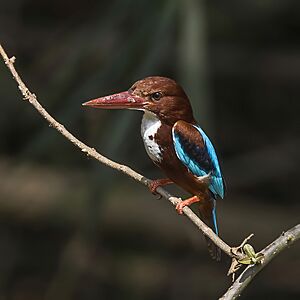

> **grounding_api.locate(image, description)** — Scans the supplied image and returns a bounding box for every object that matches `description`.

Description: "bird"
[83,76,225,260]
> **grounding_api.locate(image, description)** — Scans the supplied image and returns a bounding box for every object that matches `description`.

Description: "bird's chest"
[141,113,163,163]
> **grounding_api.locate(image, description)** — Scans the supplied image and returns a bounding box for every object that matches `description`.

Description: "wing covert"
[172,120,225,199]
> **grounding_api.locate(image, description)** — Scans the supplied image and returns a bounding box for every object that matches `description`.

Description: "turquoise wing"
[172,121,225,199]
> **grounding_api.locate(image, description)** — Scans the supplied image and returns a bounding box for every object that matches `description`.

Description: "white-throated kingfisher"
[83,76,225,260]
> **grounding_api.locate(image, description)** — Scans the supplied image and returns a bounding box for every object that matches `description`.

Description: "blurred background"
[0,0,299,299]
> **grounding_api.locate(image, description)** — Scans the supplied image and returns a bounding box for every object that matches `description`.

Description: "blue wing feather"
[172,123,225,199]
[196,126,224,198]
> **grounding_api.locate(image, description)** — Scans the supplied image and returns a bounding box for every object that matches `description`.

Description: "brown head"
[83,76,195,125]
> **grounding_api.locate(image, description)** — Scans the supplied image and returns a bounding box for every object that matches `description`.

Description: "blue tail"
[199,199,221,261]
[212,203,219,236]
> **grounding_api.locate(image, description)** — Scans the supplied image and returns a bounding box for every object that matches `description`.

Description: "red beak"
[82,91,148,110]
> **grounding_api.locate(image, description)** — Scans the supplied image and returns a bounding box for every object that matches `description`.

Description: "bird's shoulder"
[172,120,205,149]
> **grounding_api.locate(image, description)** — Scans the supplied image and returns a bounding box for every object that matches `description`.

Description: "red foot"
[176,196,200,214]
[148,178,173,194]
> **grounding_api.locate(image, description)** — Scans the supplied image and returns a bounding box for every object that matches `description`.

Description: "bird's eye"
[151,92,162,101]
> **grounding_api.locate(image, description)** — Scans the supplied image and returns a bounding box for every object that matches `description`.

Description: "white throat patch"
[141,112,162,162]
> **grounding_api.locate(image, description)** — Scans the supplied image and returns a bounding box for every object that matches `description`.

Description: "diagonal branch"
[2,44,299,300]
[220,224,300,299]
[0,43,236,260]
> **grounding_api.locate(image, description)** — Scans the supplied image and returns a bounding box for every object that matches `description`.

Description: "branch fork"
[227,234,265,281]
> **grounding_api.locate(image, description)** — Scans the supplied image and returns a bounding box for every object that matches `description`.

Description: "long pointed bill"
[82,91,148,110]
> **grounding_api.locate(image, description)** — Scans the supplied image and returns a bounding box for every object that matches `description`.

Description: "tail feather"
[199,199,221,261]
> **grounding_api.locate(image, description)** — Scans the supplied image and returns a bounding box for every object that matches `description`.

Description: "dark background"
[0,1,299,299]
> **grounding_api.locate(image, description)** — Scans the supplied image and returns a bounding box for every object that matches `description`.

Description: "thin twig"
[220,224,300,300]
[0,43,236,260]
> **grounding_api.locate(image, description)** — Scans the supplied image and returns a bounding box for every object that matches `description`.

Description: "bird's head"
[83,76,195,125]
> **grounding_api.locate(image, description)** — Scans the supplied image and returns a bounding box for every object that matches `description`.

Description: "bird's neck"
[141,111,164,163]
[141,111,161,131]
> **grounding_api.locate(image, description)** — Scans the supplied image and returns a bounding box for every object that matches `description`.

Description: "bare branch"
[3,44,299,300]
[0,43,237,260]
[220,224,300,300]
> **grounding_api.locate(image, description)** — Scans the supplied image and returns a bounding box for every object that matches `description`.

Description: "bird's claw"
[175,196,199,215]
[148,181,160,195]
[155,194,162,200]
[148,181,162,199]
[148,179,173,197]
[175,202,185,214]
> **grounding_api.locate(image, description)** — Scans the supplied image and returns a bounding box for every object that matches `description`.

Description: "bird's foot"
[176,196,200,214]
[148,178,173,196]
